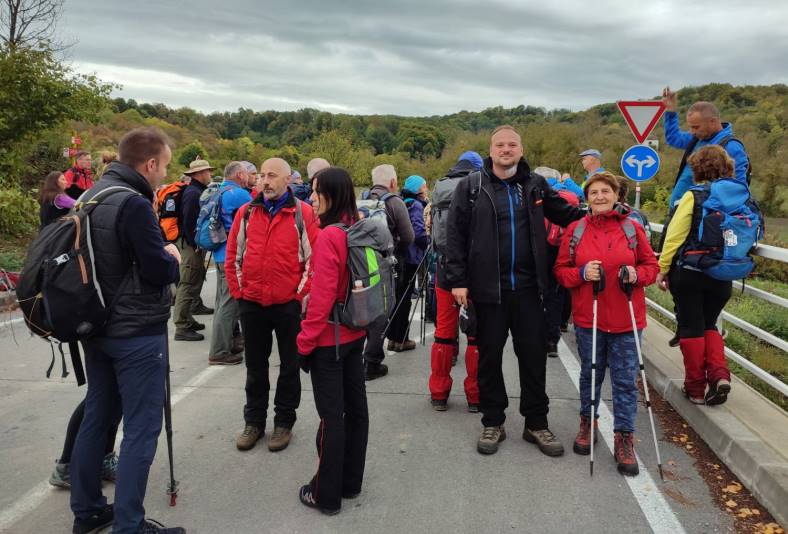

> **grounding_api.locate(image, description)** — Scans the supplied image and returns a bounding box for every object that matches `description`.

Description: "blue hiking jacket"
[214,181,253,264]
[547,177,585,201]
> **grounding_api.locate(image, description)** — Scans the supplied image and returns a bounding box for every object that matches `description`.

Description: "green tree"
[177,141,206,167]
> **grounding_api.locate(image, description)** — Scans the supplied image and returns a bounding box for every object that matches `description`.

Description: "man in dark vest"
[69,127,185,534]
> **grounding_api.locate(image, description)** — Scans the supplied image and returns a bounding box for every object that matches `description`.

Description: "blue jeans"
[70,334,168,534]
[574,327,640,433]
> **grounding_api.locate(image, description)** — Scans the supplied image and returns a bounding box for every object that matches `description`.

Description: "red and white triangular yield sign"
[617,101,666,144]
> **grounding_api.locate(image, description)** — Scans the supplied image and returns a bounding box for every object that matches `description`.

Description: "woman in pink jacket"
[296,167,368,515]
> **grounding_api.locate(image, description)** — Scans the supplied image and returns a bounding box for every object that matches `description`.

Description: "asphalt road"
[0,273,734,533]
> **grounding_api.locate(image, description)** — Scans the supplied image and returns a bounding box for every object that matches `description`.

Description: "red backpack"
[545,189,580,246]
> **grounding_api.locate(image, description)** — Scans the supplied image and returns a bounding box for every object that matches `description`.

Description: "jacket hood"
[703,177,750,212]
[347,217,394,254]
[707,122,734,142]
[101,162,154,201]
[445,159,480,179]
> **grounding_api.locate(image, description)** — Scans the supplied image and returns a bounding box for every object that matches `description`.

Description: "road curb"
[642,318,788,528]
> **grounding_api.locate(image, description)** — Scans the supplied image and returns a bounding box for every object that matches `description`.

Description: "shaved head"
[260,158,292,200]
[307,157,331,179]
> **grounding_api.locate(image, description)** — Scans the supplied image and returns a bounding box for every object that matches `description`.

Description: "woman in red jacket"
[554,172,658,477]
[296,167,368,515]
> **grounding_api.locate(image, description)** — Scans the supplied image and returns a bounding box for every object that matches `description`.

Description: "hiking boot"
[386,340,396,352]
[101,451,118,482]
[268,427,293,451]
[705,379,731,406]
[299,484,340,515]
[431,398,448,411]
[139,518,186,533]
[668,332,680,348]
[192,303,214,315]
[185,321,205,331]
[523,427,565,457]
[236,424,264,451]
[209,352,243,366]
[365,362,388,381]
[72,504,113,534]
[174,329,204,341]
[572,416,598,455]
[231,335,245,355]
[467,403,480,413]
[477,425,506,455]
[681,384,705,405]
[49,460,70,488]
[546,342,559,358]
[614,431,639,476]
[391,339,417,352]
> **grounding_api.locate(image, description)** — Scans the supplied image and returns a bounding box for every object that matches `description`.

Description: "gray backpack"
[333,217,396,331]
[430,175,465,254]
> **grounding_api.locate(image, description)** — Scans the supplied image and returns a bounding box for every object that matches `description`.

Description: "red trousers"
[680,329,730,398]
[429,286,479,404]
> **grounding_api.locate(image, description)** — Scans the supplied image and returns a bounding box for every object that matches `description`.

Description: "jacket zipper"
[506,183,516,291]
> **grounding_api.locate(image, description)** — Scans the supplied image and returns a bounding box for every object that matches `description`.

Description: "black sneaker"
[299,484,340,515]
[185,321,205,331]
[72,504,113,534]
[365,363,388,381]
[140,518,186,533]
[705,379,731,406]
[431,398,448,411]
[174,329,204,341]
[191,303,214,315]
[546,342,559,358]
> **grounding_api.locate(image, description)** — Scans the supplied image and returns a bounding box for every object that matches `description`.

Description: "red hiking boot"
[572,416,598,455]
[614,431,639,476]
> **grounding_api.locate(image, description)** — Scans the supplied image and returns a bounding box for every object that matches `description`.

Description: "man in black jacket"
[445,125,583,457]
[69,127,185,534]
[172,158,214,342]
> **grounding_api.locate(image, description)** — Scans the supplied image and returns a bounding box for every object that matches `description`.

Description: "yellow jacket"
[659,191,695,274]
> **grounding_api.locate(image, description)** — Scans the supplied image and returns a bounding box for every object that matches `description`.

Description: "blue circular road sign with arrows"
[620,144,660,182]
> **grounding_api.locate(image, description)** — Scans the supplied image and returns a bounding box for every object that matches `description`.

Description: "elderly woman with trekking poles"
[656,145,762,406]
[296,167,370,515]
[554,171,659,477]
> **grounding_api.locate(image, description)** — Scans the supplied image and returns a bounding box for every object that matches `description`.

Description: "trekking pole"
[405,266,430,345]
[163,345,179,506]
[618,266,665,482]
[380,244,432,340]
[590,265,605,477]
[419,266,427,345]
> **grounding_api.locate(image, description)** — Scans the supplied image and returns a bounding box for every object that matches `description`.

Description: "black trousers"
[239,299,302,430]
[544,245,565,345]
[475,288,549,429]
[669,268,731,338]
[309,338,368,511]
[60,399,119,463]
[388,262,419,343]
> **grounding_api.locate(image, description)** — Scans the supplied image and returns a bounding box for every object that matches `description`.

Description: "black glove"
[298,354,311,374]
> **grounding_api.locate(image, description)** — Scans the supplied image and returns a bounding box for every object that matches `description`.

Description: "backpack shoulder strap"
[620,218,638,251]
[675,137,701,187]
[568,218,587,264]
[468,171,483,207]
[79,186,139,212]
[294,198,304,236]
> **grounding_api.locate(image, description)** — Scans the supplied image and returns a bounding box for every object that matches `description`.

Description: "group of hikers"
[28,87,762,533]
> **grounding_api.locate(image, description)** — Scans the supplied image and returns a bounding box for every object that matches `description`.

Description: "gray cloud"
[60,0,788,115]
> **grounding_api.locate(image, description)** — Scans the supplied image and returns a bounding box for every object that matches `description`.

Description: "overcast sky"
[60,0,788,117]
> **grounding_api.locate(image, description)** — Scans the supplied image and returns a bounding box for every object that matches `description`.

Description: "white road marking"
[0,364,225,532]
[557,339,687,534]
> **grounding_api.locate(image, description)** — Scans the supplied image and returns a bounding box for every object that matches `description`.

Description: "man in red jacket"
[225,157,320,453]
[63,151,94,199]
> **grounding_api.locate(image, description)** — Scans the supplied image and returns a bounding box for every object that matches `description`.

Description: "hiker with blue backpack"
[657,145,763,406]
[197,161,253,365]
[297,167,382,515]
[554,171,659,477]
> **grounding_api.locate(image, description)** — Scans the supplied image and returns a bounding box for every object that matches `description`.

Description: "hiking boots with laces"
[236,424,264,451]
[191,303,214,315]
[523,427,565,457]
[614,431,639,476]
[391,339,417,352]
[268,427,293,451]
[185,321,205,331]
[139,518,186,533]
[50,460,70,488]
[431,398,448,411]
[705,378,731,406]
[174,328,204,341]
[72,504,113,534]
[477,425,506,455]
[572,416,598,455]
[101,451,118,481]
[231,335,245,355]
[299,484,340,515]
[546,342,559,358]
[209,352,243,366]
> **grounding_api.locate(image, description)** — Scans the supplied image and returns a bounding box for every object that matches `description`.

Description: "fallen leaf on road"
[722,482,742,494]
[724,500,736,508]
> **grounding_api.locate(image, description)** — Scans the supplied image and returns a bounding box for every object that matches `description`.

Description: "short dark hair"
[75,151,90,160]
[313,167,357,228]
[118,127,170,168]
[688,145,733,183]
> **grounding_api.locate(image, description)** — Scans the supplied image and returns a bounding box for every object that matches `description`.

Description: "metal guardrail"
[647,223,787,398]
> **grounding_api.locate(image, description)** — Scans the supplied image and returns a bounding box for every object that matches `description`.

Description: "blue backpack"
[678,178,764,281]
[195,184,230,251]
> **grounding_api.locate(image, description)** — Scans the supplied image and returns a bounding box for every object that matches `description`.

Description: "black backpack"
[16,186,139,384]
